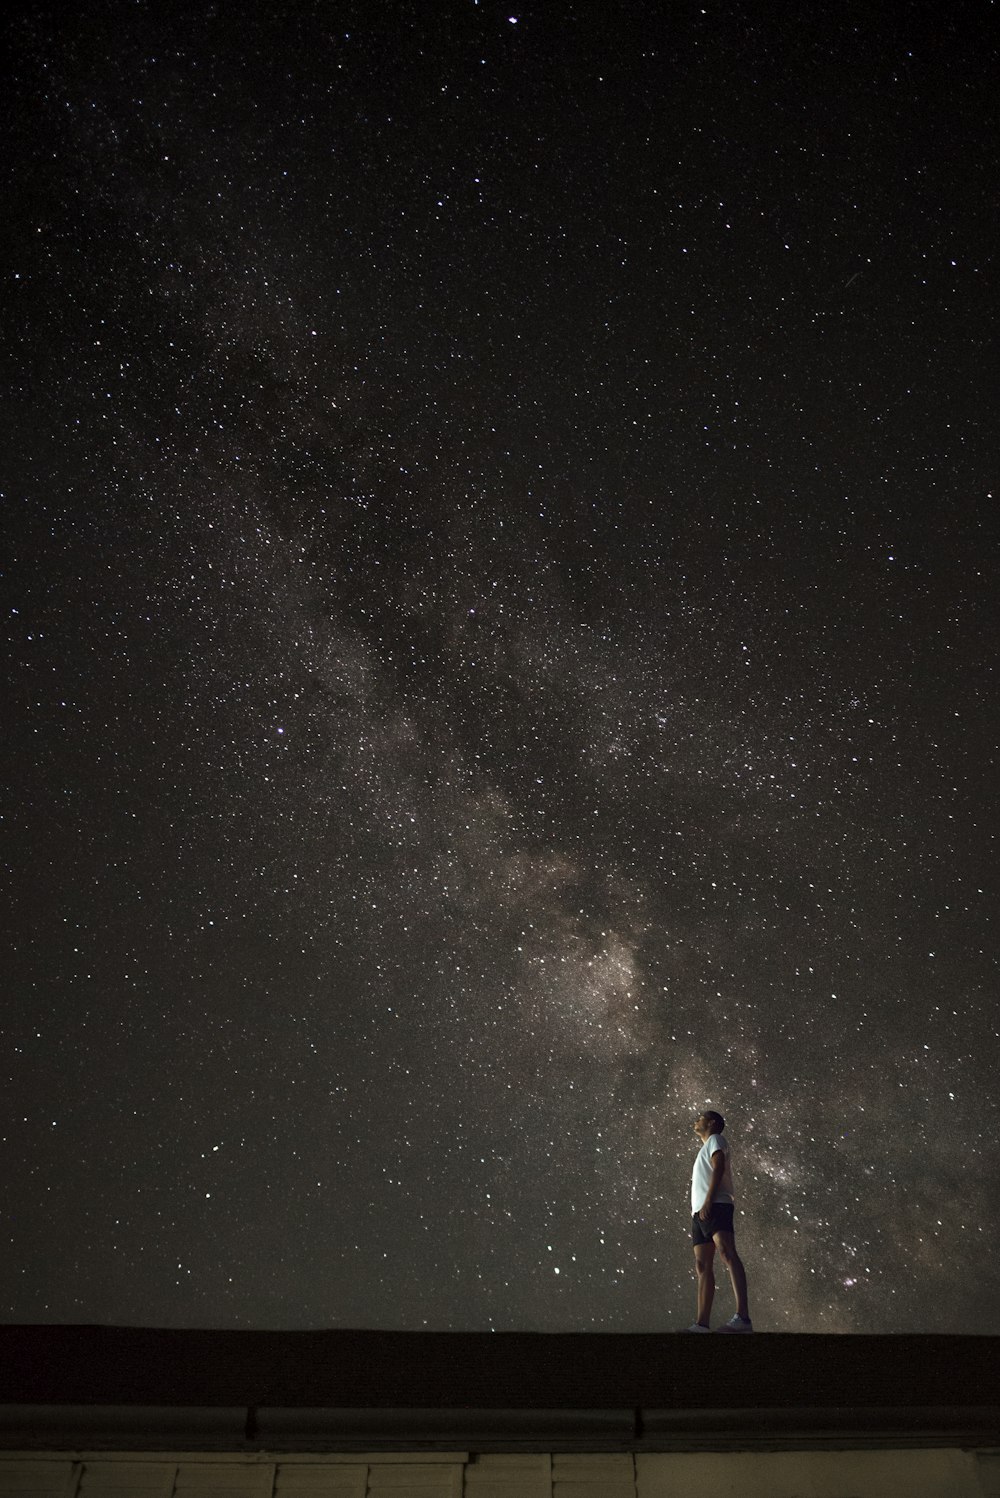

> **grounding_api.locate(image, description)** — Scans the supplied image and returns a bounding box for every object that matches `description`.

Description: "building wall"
[0,1448,998,1498]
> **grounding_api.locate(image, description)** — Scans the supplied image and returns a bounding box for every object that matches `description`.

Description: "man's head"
[694,1110,725,1140]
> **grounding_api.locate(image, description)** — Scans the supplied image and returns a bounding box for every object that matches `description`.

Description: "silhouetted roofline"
[1,1326,997,1452]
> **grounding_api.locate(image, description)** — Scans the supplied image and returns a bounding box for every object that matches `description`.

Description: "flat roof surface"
[1,1325,998,1407]
[1,1327,997,1451]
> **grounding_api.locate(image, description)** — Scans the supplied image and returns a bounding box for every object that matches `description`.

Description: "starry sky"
[4,0,999,1335]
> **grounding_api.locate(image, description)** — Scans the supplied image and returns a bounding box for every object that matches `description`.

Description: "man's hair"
[704,1110,725,1135]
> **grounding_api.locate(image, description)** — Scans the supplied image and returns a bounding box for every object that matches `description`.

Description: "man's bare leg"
[713,1230,749,1320]
[693,1242,715,1326]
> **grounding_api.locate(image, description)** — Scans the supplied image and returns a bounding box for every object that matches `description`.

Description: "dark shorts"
[692,1202,735,1245]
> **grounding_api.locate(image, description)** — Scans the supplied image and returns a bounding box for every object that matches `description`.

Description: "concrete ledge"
[0,1404,248,1447]
[641,1404,1000,1449]
[0,1402,998,1453]
[255,1407,636,1443]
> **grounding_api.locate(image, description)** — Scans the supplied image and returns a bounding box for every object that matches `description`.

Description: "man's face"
[694,1113,710,1138]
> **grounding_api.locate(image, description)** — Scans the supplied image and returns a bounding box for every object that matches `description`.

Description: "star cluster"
[4,0,998,1332]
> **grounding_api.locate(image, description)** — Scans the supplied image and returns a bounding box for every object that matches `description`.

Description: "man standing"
[684,1110,753,1332]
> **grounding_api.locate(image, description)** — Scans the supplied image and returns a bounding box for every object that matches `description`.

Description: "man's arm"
[698,1150,727,1219]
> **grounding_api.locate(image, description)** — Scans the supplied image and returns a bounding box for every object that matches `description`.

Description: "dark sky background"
[4,0,998,1334]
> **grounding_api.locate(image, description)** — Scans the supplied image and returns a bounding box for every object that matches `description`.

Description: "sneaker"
[680,1322,711,1333]
[715,1314,753,1333]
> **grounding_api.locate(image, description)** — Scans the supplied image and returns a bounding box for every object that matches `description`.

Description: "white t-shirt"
[691,1132,734,1214]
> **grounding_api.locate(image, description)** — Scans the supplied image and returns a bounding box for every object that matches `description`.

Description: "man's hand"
[698,1203,712,1221]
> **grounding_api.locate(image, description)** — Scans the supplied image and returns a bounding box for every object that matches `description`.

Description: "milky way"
[5,0,998,1332]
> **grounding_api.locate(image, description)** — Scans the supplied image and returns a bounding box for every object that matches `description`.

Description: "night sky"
[5,0,999,1335]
